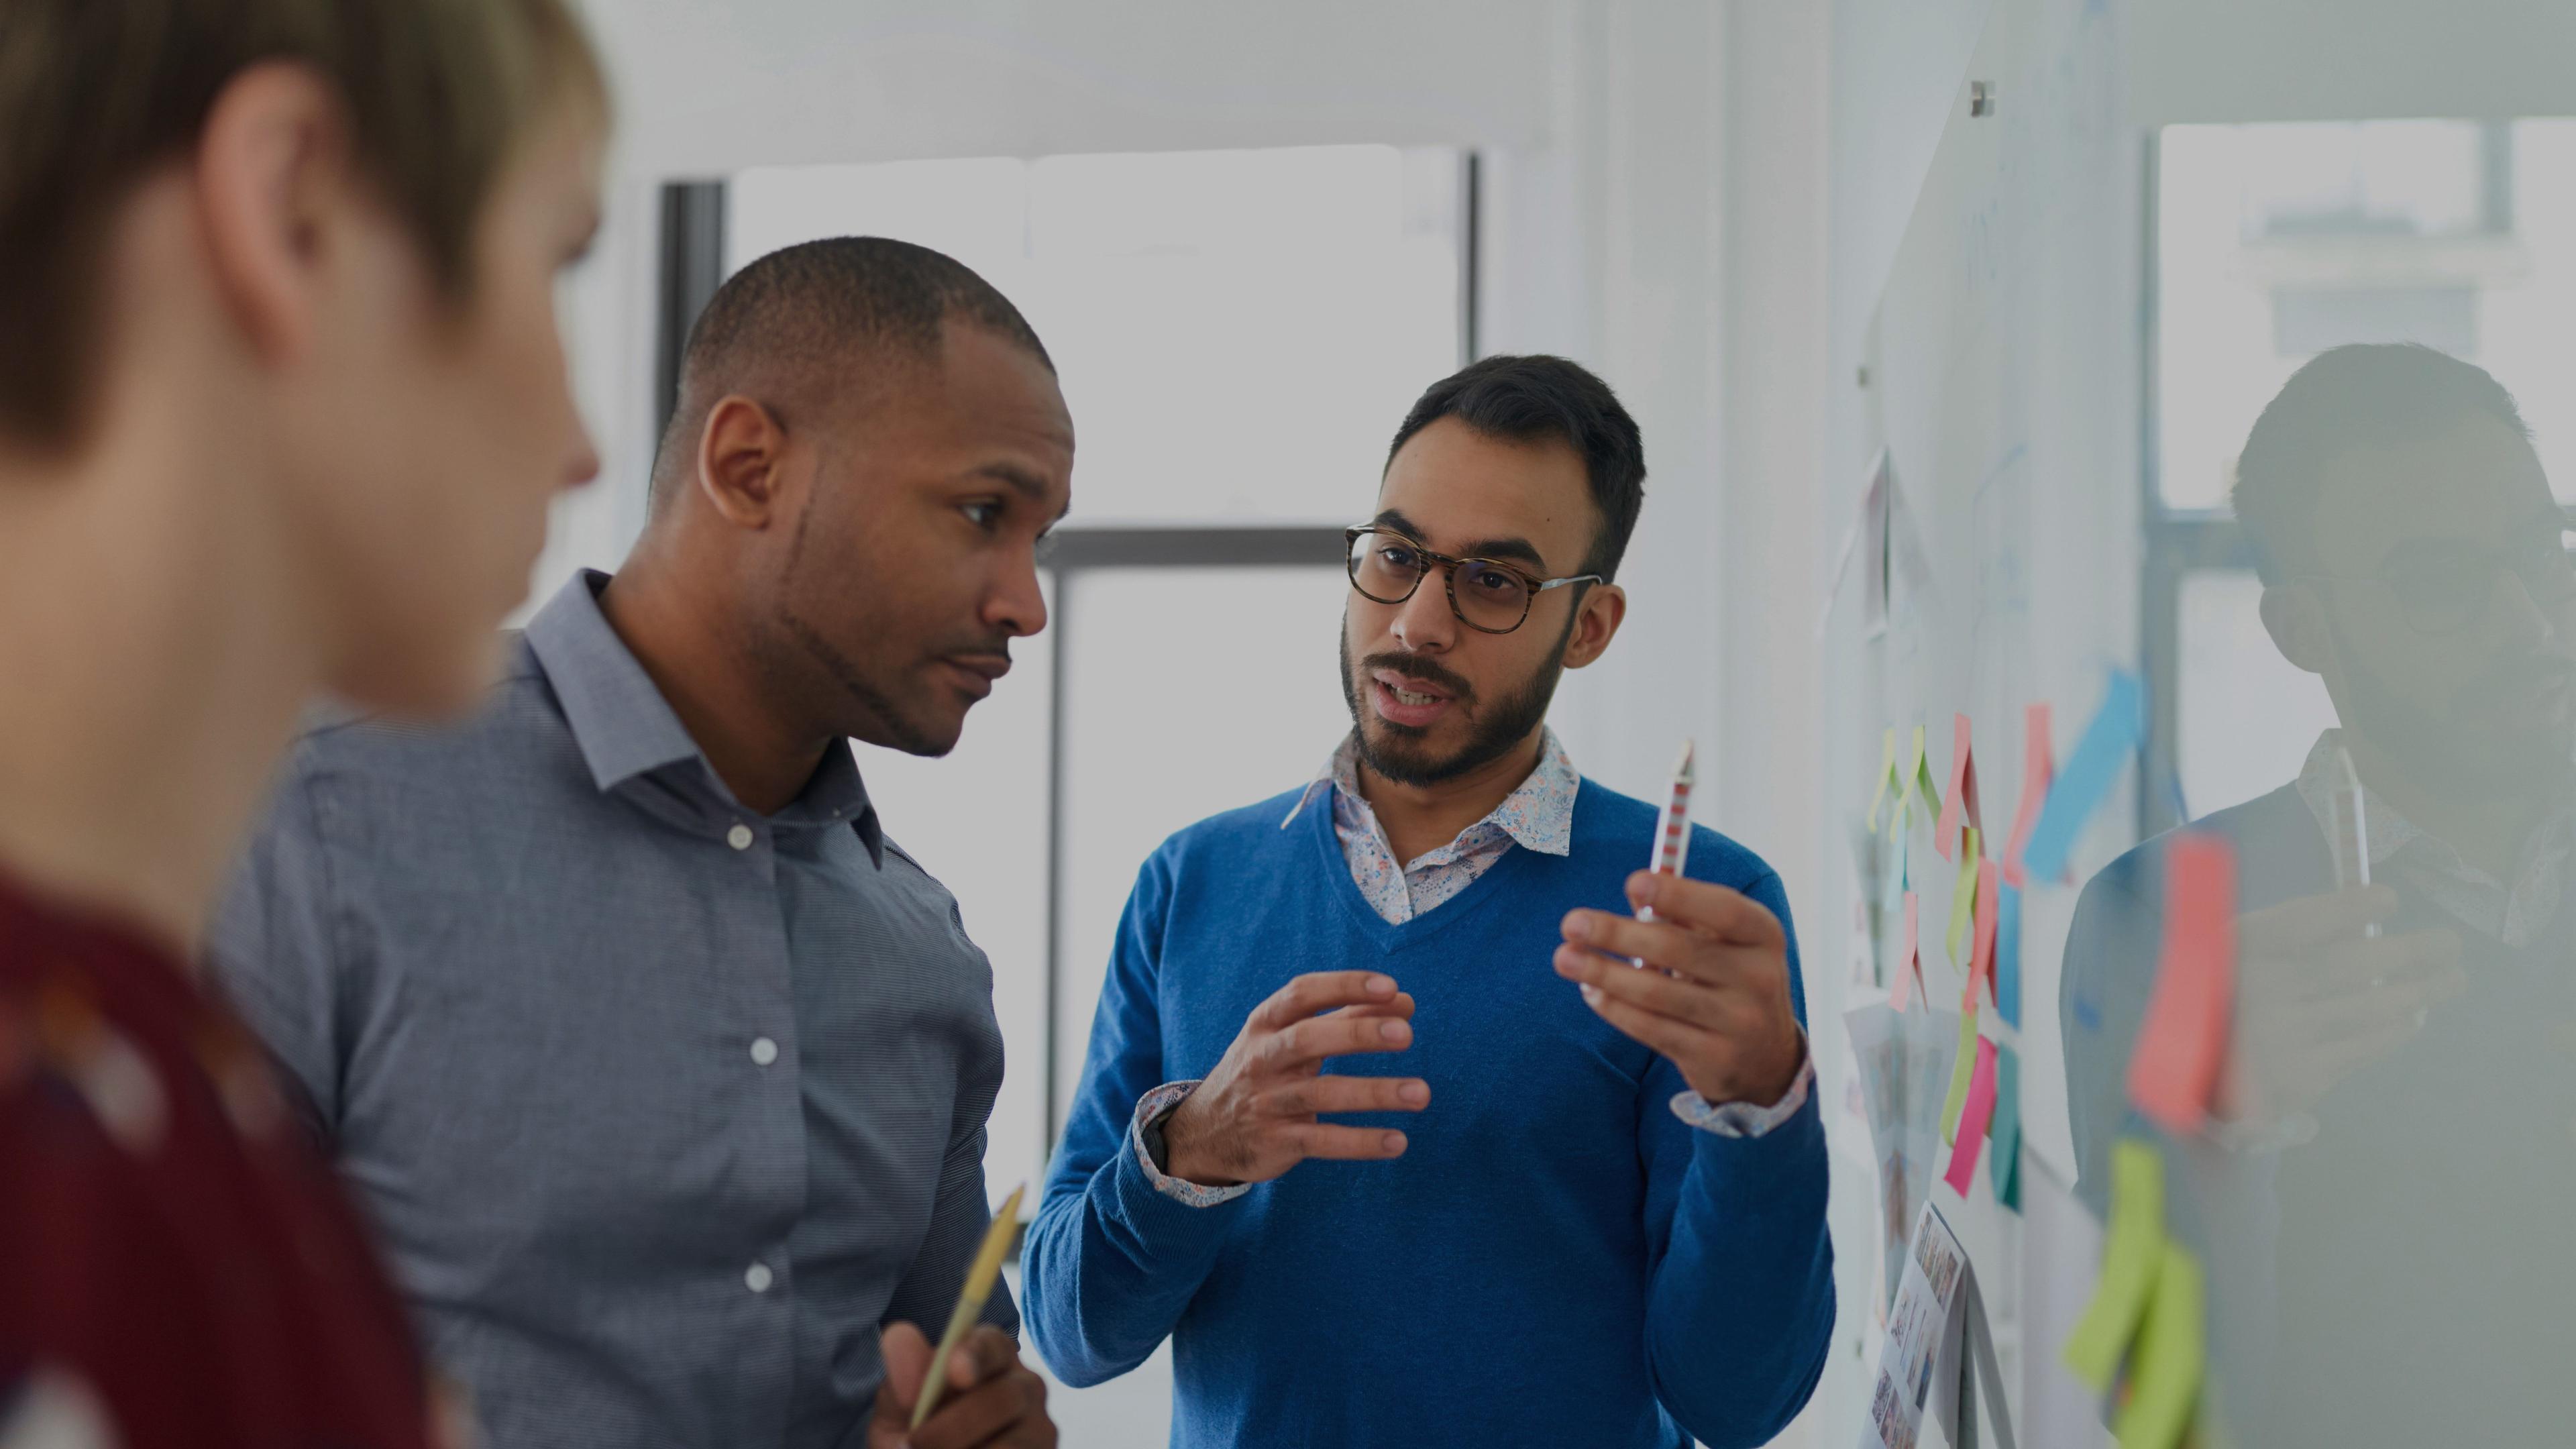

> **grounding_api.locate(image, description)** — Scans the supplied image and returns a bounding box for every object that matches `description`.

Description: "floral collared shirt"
[1130,728,1814,1207]
[1279,727,1580,924]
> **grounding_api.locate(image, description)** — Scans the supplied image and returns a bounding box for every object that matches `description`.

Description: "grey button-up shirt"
[209,571,1014,1449]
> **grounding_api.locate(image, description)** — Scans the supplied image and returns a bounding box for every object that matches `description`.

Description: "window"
[673,145,1475,1213]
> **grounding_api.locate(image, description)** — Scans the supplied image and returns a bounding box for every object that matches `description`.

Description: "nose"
[2494,569,2559,651]
[562,415,601,494]
[987,547,1049,639]
[1389,567,1458,653]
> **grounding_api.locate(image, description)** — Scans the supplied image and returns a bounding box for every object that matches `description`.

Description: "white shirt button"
[727,823,755,851]
[745,1262,773,1293]
[749,1036,779,1067]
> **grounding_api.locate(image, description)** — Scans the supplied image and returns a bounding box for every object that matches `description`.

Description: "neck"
[2343,729,2554,882]
[0,390,321,960]
[1356,727,1547,865]
[600,540,831,816]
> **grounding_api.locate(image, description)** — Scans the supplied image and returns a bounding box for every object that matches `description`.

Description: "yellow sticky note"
[1946,825,1982,963]
[1939,1004,1979,1145]
[1868,728,1898,834]
[2114,1242,2206,1449]
[1911,723,1944,827]
[2063,1138,2166,1391]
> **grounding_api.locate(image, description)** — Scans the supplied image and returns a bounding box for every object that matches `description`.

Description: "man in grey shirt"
[211,239,1071,1449]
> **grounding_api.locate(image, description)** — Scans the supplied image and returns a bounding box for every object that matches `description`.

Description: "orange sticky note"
[1968,858,2000,1008]
[1933,713,1981,861]
[1892,891,1921,1012]
[1944,1036,1999,1195]
[2127,833,2238,1136]
[2002,702,2053,888]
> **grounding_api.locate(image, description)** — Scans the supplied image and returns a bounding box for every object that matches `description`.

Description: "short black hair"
[1384,354,1648,580]
[2235,343,2533,584]
[649,237,1052,509]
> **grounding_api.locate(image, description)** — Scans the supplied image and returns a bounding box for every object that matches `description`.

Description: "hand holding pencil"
[868,1184,1057,1448]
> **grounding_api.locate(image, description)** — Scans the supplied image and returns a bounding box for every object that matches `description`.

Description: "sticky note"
[2002,702,2053,888]
[1867,728,1898,834]
[1933,713,1982,860]
[1939,1006,1978,1144]
[1891,892,1921,1011]
[1943,1036,1998,1195]
[1968,858,2000,1006]
[1994,882,2023,1027]
[1907,724,1943,833]
[2114,1242,2208,1449]
[2064,1138,2166,1391]
[1988,1043,2022,1210]
[1946,826,1981,965]
[2021,671,2143,884]
[2128,833,2237,1137]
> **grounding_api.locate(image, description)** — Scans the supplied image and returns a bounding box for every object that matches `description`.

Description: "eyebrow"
[1373,509,1552,572]
[973,463,1050,502]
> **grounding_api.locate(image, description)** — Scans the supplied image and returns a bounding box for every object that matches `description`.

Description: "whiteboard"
[1813,0,2145,1442]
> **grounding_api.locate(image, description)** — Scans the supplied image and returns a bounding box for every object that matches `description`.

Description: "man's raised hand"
[1159,971,1429,1187]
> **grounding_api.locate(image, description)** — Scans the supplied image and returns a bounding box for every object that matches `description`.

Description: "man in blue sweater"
[1023,355,1835,1447]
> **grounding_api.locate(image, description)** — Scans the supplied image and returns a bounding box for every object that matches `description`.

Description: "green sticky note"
[1989,1043,2023,1212]
[2063,1139,2166,1391]
[1946,825,1982,964]
[1939,1007,1979,1146]
[2114,1242,2207,1449]
[1868,728,1899,834]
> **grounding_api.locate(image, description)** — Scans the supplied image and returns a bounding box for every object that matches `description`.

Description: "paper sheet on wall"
[1819,447,1893,640]
[1846,1002,1964,1316]
[2015,881,2082,1185]
[1861,1201,2015,1449]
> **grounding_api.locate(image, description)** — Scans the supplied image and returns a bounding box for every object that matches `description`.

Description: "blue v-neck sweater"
[1023,777,1835,1448]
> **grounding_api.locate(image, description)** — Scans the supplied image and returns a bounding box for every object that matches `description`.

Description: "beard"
[1338,612,1574,787]
[2331,612,2576,800]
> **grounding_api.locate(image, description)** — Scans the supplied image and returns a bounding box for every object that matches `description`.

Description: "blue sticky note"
[1996,880,2023,1027]
[2020,669,2144,882]
[1990,1043,2023,1211]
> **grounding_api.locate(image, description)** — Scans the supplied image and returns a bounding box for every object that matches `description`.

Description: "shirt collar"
[1281,727,1579,859]
[2291,726,2572,939]
[524,570,882,861]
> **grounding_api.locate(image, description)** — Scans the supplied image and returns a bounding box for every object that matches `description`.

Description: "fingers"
[1249,971,1399,1031]
[1263,1073,1430,1117]
[1289,1122,1409,1160]
[1553,945,1733,1030]
[1573,980,1708,1063]
[1619,873,1786,948]
[911,1359,1050,1449]
[2241,885,2398,953]
[871,1322,933,1426]
[1322,992,1417,1023]
[2250,928,2463,1003]
[1267,1010,1413,1069]
[946,1324,1019,1393]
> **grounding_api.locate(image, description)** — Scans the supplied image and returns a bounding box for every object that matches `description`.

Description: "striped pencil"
[1638,739,1695,922]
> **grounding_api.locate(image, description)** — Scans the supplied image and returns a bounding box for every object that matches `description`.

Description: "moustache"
[1360,651,1475,704]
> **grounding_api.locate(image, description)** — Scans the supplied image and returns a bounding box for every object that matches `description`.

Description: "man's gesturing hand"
[1554,871,1807,1108]
[869,1322,1053,1449]
[1159,971,1429,1187]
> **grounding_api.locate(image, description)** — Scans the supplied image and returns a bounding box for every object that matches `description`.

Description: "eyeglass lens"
[1348,532,1534,631]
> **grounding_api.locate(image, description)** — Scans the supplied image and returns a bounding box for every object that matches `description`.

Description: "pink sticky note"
[1968,858,2000,1008]
[1892,892,1921,1012]
[2128,833,2238,1136]
[1933,714,1981,861]
[2002,702,2053,888]
[1944,1036,2000,1195]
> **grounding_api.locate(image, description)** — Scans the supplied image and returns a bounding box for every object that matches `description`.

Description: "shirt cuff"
[1129,1081,1252,1208]
[1669,1036,1816,1139]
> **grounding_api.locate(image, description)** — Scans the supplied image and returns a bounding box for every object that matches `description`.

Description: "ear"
[1560,582,1627,670]
[2261,582,2332,676]
[694,396,796,527]
[193,62,358,364]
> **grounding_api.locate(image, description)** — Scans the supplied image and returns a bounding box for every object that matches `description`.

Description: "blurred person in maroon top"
[0,3,608,1446]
